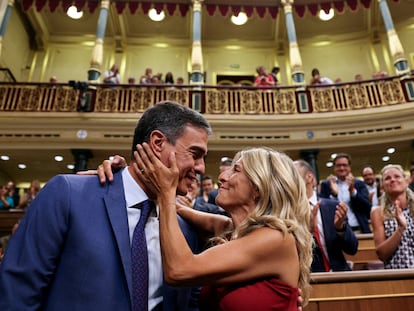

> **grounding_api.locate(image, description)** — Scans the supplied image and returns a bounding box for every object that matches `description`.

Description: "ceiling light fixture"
[54,155,64,162]
[382,155,390,162]
[1,155,10,161]
[148,8,165,22]
[231,12,248,26]
[387,147,396,154]
[18,164,27,169]
[319,8,334,21]
[67,5,83,19]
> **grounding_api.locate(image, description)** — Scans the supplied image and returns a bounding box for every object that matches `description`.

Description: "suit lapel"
[103,172,134,301]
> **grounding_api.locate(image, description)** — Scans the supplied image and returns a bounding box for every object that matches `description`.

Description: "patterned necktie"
[131,200,155,311]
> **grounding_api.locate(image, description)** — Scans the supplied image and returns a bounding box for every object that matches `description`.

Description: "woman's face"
[216,158,257,214]
[382,167,407,196]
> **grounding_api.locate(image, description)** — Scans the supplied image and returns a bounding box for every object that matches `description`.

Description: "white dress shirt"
[122,167,163,310]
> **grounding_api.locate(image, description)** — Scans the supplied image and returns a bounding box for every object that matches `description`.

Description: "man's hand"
[310,202,320,232]
[345,173,355,193]
[328,175,338,197]
[334,201,348,231]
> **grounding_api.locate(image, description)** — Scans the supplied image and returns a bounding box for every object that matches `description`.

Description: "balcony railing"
[0,75,413,114]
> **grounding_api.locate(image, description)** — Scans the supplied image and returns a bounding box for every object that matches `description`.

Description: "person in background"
[0,185,13,210]
[408,165,414,192]
[0,101,211,310]
[165,72,175,84]
[319,153,372,233]
[370,164,414,269]
[103,64,121,84]
[354,74,363,81]
[139,67,153,84]
[6,181,20,208]
[310,68,333,85]
[270,66,280,85]
[294,160,358,272]
[253,66,275,87]
[134,145,312,310]
[128,77,136,84]
[195,175,215,204]
[176,77,184,84]
[49,76,58,83]
[17,179,41,210]
[362,166,381,208]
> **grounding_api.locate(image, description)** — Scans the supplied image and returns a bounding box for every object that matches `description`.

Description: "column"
[282,0,305,85]
[88,0,110,82]
[0,0,14,59]
[377,0,409,75]
[190,0,204,85]
[71,149,93,173]
[300,149,320,184]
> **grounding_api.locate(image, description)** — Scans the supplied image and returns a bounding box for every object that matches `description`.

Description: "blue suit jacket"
[311,198,358,272]
[0,172,200,311]
[319,178,372,233]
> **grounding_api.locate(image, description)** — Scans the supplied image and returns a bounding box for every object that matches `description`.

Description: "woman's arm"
[176,205,232,238]
[135,143,296,287]
[371,204,406,261]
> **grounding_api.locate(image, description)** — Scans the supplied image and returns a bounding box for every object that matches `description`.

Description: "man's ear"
[149,130,167,157]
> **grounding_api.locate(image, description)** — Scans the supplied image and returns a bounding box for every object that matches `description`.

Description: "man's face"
[362,168,375,186]
[333,157,351,180]
[162,125,208,196]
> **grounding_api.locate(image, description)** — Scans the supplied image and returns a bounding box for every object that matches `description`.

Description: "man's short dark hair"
[333,153,352,165]
[131,101,211,159]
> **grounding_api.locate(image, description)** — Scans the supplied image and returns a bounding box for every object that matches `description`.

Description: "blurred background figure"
[103,64,120,84]
[310,68,333,85]
[49,76,58,83]
[0,219,21,261]
[17,179,41,210]
[0,185,14,210]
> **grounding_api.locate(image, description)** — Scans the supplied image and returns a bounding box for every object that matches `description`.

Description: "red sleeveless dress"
[199,278,299,311]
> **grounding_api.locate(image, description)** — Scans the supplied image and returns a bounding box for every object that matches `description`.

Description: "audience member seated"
[319,153,372,233]
[295,160,358,272]
[371,164,414,269]
[103,64,120,84]
[127,77,136,84]
[17,179,41,210]
[0,185,14,210]
[6,181,19,208]
[253,66,275,87]
[310,68,333,85]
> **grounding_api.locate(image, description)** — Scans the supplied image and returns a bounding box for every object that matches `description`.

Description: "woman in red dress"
[134,145,313,310]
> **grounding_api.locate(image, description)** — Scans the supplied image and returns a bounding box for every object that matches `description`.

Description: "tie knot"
[132,200,155,224]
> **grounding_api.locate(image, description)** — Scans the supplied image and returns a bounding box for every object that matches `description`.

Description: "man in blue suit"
[319,153,372,233]
[295,160,358,272]
[0,101,211,310]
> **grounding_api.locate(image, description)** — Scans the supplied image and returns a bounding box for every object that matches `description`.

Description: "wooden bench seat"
[305,269,414,311]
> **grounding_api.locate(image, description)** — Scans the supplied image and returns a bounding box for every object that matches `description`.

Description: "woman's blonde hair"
[380,164,414,219]
[221,147,312,304]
